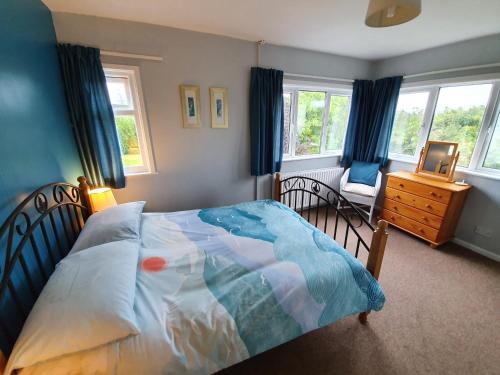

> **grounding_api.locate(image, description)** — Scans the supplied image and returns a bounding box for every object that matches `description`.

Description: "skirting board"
[452,238,500,262]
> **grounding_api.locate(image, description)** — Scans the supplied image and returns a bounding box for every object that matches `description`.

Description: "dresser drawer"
[387,176,452,204]
[382,209,439,242]
[383,199,443,229]
[385,187,447,217]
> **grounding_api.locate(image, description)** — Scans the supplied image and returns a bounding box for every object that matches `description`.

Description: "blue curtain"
[341,76,402,168]
[57,44,125,188]
[250,67,284,176]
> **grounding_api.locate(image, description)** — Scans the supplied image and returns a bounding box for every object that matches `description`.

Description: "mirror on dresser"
[416,141,459,182]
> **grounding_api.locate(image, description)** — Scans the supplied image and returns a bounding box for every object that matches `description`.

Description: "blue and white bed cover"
[20,199,385,374]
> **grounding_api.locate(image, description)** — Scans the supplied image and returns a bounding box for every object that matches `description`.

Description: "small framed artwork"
[209,87,229,128]
[180,85,201,128]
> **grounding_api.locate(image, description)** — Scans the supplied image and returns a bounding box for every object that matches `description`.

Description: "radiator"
[279,167,344,208]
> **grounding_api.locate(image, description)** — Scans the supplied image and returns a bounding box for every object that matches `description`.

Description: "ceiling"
[42,0,500,60]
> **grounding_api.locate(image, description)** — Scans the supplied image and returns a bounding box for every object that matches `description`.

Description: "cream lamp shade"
[88,187,117,213]
[365,0,421,27]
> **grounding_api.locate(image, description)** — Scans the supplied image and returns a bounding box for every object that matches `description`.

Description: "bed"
[0,174,388,374]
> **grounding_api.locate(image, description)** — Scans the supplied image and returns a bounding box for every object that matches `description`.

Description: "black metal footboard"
[274,173,375,258]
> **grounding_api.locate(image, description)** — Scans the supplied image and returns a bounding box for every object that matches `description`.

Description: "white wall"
[52,12,371,212]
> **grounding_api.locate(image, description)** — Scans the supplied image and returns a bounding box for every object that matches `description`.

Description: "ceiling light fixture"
[365,0,421,28]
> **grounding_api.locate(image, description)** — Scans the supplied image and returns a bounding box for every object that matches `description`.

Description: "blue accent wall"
[0,0,82,354]
[0,0,82,224]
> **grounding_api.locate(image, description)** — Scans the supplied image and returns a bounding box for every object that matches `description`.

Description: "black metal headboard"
[0,183,89,355]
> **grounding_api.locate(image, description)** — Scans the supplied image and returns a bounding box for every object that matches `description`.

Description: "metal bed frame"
[0,181,89,355]
[0,174,388,358]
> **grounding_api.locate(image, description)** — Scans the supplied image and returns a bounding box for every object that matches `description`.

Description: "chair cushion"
[342,182,377,197]
[348,161,379,186]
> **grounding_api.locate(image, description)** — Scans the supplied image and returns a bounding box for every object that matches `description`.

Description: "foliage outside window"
[283,92,292,154]
[326,95,350,152]
[428,84,491,167]
[389,92,428,156]
[389,80,500,176]
[296,91,325,155]
[104,65,154,175]
[283,86,351,158]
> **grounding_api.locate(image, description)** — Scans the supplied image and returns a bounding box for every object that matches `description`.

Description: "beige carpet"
[218,216,500,375]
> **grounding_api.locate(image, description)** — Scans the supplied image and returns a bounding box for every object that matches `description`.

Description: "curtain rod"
[100,50,163,62]
[403,62,500,79]
[284,72,354,83]
[284,62,500,84]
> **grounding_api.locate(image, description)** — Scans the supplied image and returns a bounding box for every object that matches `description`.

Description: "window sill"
[388,156,500,182]
[125,171,159,178]
[283,153,341,162]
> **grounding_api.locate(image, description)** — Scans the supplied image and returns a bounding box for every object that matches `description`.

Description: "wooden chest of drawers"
[381,171,471,248]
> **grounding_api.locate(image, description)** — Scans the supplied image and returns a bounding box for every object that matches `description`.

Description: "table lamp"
[88,187,117,213]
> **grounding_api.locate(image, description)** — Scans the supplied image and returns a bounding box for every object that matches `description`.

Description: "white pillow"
[6,239,140,373]
[71,201,145,253]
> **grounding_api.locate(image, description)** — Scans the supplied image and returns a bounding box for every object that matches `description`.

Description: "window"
[483,113,500,170]
[388,78,500,177]
[296,91,326,155]
[104,65,154,175]
[428,84,492,167]
[389,91,429,157]
[283,92,292,155]
[326,95,350,152]
[283,85,351,158]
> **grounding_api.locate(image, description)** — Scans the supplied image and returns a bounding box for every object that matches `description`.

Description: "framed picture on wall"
[180,85,201,128]
[209,87,228,128]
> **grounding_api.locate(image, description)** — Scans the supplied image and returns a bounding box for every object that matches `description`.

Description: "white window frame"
[283,81,352,160]
[389,74,500,179]
[388,87,438,162]
[104,64,156,176]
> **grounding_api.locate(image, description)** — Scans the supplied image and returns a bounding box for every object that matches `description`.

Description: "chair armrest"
[374,171,382,194]
[340,169,350,190]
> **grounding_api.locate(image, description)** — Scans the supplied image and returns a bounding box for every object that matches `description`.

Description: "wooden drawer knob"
[393,206,398,210]
[399,183,404,188]
[426,204,432,209]
[390,216,396,220]
[421,217,428,221]
[419,228,425,234]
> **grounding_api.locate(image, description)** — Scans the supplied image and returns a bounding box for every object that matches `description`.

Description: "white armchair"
[339,168,382,223]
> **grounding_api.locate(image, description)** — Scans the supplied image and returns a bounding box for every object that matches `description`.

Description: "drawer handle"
[399,183,405,188]
[430,191,442,198]
[390,216,396,221]
[396,195,401,199]
[419,228,425,234]
[426,204,432,209]
[421,217,428,221]
[393,206,398,210]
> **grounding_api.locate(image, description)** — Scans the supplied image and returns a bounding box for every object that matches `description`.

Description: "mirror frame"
[415,141,460,182]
